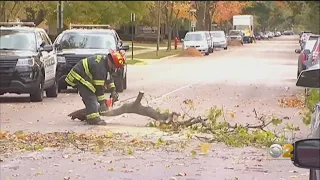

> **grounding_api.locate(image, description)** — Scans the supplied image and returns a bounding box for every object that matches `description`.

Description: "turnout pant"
[77,84,100,120]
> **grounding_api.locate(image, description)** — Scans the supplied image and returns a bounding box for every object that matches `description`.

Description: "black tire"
[309,169,317,180]
[58,83,67,93]
[115,75,124,93]
[224,46,228,50]
[30,73,44,102]
[46,78,58,98]
[123,74,127,90]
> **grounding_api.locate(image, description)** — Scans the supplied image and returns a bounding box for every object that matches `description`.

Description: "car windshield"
[211,32,224,38]
[234,25,248,31]
[184,33,203,41]
[0,30,36,51]
[229,31,241,36]
[305,40,317,50]
[59,33,116,49]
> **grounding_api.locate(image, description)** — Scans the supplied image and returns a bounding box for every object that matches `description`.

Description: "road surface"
[0,35,310,180]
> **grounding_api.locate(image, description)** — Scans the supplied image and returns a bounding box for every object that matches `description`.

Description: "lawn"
[131,47,147,51]
[132,48,182,59]
[124,41,175,48]
[126,59,147,65]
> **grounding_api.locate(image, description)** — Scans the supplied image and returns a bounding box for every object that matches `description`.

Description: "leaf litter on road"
[278,94,305,108]
[0,131,189,156]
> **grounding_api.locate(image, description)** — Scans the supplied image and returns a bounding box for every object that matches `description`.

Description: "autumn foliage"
[213,1,251,23]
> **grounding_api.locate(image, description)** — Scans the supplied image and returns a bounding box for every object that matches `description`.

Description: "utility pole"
[57,1,63,34]
[131,13,136,60]
[156,1,161,56]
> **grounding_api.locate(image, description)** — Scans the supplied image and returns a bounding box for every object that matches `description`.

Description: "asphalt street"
[0,35,310,180]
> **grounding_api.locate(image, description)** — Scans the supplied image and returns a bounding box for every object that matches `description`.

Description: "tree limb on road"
[68,91,181,122]
[68,91,276,131]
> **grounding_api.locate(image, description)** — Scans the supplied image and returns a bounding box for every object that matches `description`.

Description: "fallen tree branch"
[68,91,181,122]
[68,91,281,144]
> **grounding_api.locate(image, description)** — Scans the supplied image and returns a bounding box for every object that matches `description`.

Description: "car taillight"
[302,52,307,62]
[312,44,320,62]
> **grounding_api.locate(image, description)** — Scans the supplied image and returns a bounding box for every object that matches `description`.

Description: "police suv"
[54,24,129,93]
[0,22,58,102]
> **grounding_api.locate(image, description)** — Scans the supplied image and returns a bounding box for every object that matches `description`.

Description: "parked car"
[275,31,281,37]
[210,31,228,50]
[182,31,212,55]
[300,33,313,48]
[283,31,294,35]
[0,22,58,102]
[268,32,274,38]
[53,24,129,93]
[261,32,269,40]
[299,31,312,39]
[228,30,244,45]
[296,64,320,180]
[306,37,320,69]
[198,31,214,53]
[254,33,262,40]
[295,37,318,78]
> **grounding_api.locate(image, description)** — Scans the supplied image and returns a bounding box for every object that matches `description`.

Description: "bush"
[303,89,320,125]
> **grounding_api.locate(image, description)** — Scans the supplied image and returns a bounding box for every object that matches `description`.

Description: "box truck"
[232,15,254,43]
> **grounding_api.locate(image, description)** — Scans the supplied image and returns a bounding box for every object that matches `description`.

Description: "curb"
[159,53,179,60]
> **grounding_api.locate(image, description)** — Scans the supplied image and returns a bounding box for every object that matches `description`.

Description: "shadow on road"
[0,96,32,103]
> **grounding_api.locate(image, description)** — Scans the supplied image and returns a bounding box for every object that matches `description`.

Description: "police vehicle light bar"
[69,23,112,30]
[0,22,36,27]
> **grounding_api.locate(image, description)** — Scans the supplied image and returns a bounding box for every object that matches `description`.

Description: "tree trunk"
[167,1,174,51]
[205,1,212,31]
[0,2,6,22]
[195,1,206,31]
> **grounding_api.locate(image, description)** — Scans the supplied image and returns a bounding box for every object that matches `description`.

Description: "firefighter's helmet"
[108,49,125,68]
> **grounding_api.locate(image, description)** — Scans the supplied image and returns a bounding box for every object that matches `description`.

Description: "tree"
[162,1,191,50]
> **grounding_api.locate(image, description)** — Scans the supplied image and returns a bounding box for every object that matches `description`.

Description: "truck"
[232,15,254,43]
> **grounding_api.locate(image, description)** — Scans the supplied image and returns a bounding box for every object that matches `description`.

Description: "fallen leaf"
[107,168,114,171]
[200,143,211,153]
[176,172,187,176]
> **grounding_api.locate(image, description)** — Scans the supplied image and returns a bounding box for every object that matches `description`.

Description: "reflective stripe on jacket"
[65,55,112,101]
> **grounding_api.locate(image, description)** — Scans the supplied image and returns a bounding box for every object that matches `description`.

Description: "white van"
[182,31,212,55]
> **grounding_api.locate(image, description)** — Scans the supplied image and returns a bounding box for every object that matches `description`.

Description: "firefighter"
[65,50,125,125]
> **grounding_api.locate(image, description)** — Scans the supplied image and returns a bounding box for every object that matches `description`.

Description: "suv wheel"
[30,73,44,102]
[115,71,124,93]
[123,74,127,90]
[224,46,228,50]
[46,78,58,98]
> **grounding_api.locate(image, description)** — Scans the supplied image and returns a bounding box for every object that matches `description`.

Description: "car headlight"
[57,56,66,63]
[16,58,35,67]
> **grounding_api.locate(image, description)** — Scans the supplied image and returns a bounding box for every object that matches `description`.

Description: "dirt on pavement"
[178,47,203,57]
[0,35,310,180]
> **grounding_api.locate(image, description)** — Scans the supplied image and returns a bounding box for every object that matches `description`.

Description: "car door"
[39,31,56,82]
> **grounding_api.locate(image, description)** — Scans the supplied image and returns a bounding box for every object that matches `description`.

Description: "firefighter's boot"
[87,117,107,125]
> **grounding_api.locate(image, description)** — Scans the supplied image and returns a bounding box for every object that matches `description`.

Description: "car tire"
[46,78,58,98]
[30,73,44,102]
[123,74,127,90]
[309,169,317,180]
[115,73,124,93]
[58,80,67,93]
[224,46,228,50]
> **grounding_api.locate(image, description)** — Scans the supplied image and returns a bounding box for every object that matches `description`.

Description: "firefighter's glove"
[99,101,109,113]
[110,91,119,103]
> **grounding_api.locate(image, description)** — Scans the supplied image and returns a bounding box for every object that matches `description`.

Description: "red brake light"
[302,52,307,62]
[312,43,320,62]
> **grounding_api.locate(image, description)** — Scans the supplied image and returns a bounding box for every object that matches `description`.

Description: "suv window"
[39,31,51,46]
[58,32,117,50]
[184,33,203,41]
[0,29,37,51]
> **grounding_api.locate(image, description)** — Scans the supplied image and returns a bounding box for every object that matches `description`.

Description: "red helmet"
[108,49,125,68]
